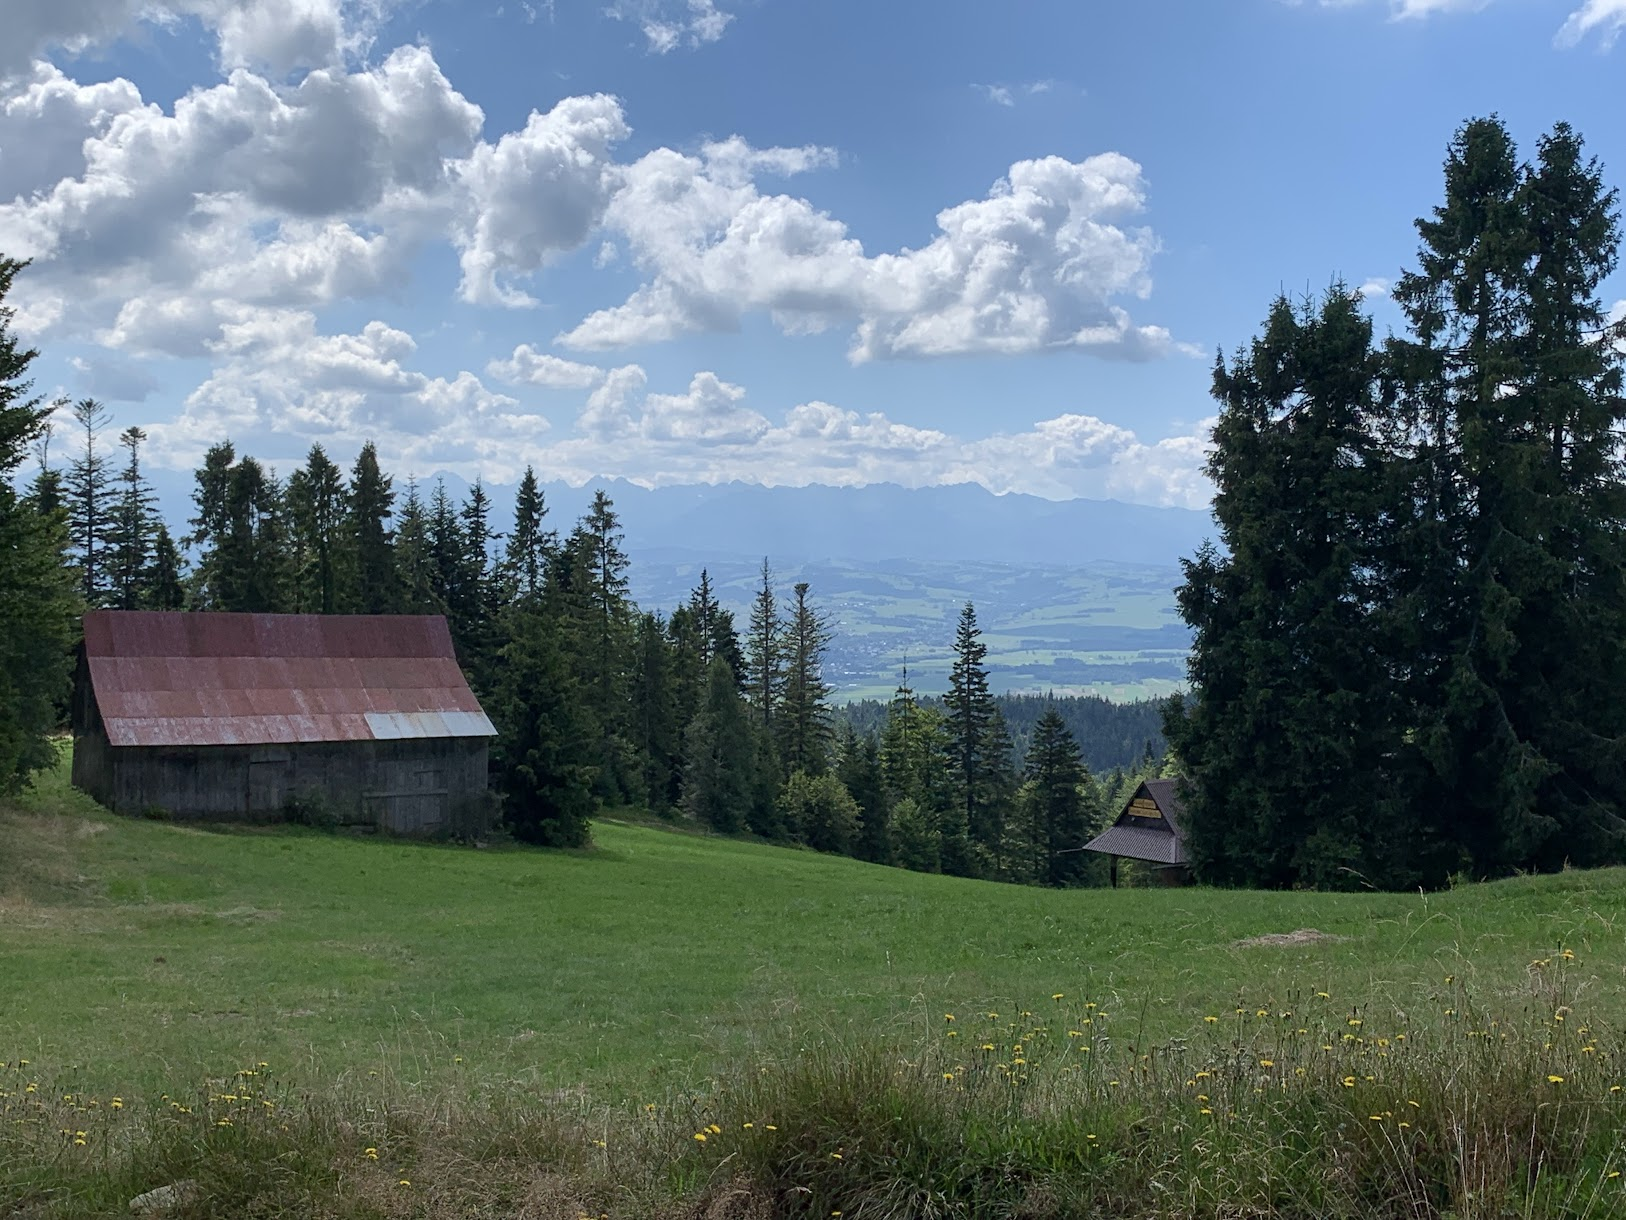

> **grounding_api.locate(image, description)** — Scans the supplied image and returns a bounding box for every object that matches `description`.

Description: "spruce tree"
[745,557,783,729]
[682,656,752,832]
[889,797,941,873]
[1025,706,1092,886]
[0,255,77,791]
[629,610,681,812]
[947,601,1003,866]
[285,444,349,614]
[428,480,471,626]
[778,581,833,775]
[457,478,501,695]
[837,728,891,864]
[215,457,291,612]
[393,478,439,613]
[1385,117,1626,877]
[494,603,596,847]
[1167,289,1408,888]
[574,490,635,799]
[184,440,236,608]
[501,465,550,605]
[1389,116,1545,878]
[147,523,185,610]
[64,398,117,606]
[688,568,720,671]
[107,425,157,610]
[1502,123,1626,869]
[348,442,397,613]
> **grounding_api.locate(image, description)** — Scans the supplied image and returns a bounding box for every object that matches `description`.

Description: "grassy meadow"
[8,747,1626,1217]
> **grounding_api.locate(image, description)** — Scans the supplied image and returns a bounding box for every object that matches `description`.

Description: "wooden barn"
[71,610,496,834]
[1083,778,1191,886]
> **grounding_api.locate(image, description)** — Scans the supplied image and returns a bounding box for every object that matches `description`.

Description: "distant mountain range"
[150,472,1217,568]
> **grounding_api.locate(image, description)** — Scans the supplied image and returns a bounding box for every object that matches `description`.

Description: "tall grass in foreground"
[5,955,1625,1219]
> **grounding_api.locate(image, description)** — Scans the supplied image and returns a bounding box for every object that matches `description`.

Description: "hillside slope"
[4,759,1619,1101]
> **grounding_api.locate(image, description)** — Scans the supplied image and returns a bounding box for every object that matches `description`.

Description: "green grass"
[5,746,1624,1105]
[11,748,1626,1216]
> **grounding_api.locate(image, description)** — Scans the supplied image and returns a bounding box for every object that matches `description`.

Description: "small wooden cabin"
[1083,778,1191,886]
[72,610,496,834]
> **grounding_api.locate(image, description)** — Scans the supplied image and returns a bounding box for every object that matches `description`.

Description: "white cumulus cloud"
[555,144,1172,363]
[452,95,631,307]
[486,345,606,389]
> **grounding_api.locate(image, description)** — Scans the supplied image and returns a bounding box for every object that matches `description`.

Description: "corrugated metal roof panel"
[83,611,494,747]
[1082,824,1186,866]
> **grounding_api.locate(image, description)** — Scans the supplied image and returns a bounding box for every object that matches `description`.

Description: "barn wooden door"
[247,748,293,816]
[370,762,449,833]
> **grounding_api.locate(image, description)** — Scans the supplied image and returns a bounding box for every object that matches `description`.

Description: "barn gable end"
[73,611,496,834]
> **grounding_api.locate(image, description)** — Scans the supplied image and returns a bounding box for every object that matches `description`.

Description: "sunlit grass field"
[11,748,1626,1216]
[5,746,1624,1105]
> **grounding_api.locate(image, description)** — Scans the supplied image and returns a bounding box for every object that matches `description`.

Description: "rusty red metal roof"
[82,611,496,748]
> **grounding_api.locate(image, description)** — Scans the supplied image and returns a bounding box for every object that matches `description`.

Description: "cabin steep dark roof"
[1082,777,1189,866]
[81,610,495,748]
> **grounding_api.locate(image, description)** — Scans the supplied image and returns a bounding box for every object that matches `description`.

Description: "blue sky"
[3,0,1623,508]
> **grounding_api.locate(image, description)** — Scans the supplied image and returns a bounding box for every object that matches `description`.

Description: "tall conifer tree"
[0,256,76,790]
[348,442,397,613]
[65,398,116,606]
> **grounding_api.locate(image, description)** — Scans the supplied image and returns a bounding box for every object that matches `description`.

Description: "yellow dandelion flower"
[1398,1121,1412,1129]
[1348,1018,1363,1027]
[593,1139,606,1148]
[942,1072,955,1081]
[693,1133,707,1142]
[765,1125,778,1131]
[944,1014,955,1022]
[365,1148,379,1160]
[397,1179,410,1188]
[1609,1171,1621,1181]
[1315,991,1330,1000]
[831,1151,843,1160]
[743,1122,753,1129]
[1052,993,1065,1001]
[1204,1015,1219,1023]
[1199,1107,1213,1115]
[1549,1075,1566,1084]
[708,1124,722,1134]
[1341,1077,1356,1088]
[1259,1059,1274,1068]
